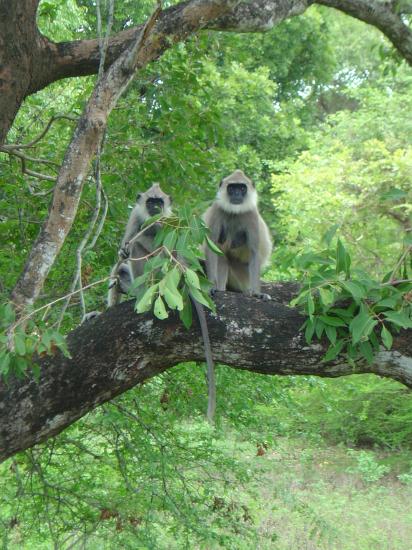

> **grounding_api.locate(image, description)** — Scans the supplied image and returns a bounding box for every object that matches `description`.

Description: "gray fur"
[108,183,172,306]
[203,169,272,297]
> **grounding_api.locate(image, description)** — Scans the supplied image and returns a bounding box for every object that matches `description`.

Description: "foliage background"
[0,1,412,548]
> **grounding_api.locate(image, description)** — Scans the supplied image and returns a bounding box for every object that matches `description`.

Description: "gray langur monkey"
[108,183,216,425]
[201,170,272,422]
[203,169,272,299]
[108,183,172,306]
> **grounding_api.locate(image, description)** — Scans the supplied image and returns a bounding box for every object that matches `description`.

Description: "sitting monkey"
[203,169,272,299]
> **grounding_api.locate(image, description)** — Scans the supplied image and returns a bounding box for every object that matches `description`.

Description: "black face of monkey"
[227,183,247,204]
[146,197,164,216]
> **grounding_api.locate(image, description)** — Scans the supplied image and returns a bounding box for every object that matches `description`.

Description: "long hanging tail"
[107,262,133,307]
[191,297,216,424]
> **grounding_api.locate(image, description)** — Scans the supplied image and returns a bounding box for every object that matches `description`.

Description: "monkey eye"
[146,198,164,212]
[228,183,247,195]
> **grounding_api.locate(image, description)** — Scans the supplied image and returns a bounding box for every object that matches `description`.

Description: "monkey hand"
[81,311,101,323]
[210,287,224,297]
[119,244,130,259]
[108,277,118,290]
[257,292,271,301]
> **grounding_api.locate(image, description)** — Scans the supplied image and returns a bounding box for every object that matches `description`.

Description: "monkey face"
[227,183,248,205]
[216,170,257,214]
[146,197,164,216]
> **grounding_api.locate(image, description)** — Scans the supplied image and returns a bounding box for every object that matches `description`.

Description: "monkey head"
[136,183,172,217]
[215,169,257,214]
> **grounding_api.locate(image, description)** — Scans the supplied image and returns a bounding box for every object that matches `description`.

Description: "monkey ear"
[136,192,142,201]
[219,179,224,188]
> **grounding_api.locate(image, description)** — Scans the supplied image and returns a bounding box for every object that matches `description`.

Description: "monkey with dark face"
[203,169,272,299]
[108,183,172,306]
[200,170,272,422]
[108,182,216,425]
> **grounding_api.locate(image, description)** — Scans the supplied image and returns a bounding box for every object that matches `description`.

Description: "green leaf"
[154,296,168,320]
[136,285,157,313]
[0,350,11,376]
[163,229,177,251]
[336,239,351,277]
[163,287,184,311]
[14,332,26,356]
[167,266,181,289]
[383,310,412,329]
[359,341,374,364]
[184,268,200,289]
[51,332,71,358]
[304,319,315,344]
[369,331,380,351]
[179,298,193,329]
[375,296,400,308]
[14,356,28,378]
[325,324,337,344]
[31,364,41,382]
[0,303,15,327]
[319,315,347,327]
[129,272,149,291]
[290,289,309,308]
[322,339,345,362]
[315,320,325,339]
[349,304,378,344]
[319,288,334,306]
[341,281,366,304]
[329,307,355,320]
[189,287,214,310]
[142,213,162,228]
[205,235,224,256]
[321,224,339,247]
[144,255,165,273]
[380,188,407,202]
[307,293,315,318]
[381,325,393,350]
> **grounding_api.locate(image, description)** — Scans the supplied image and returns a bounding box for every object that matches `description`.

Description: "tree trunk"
[0,1,40,144]
[1,283,411,463]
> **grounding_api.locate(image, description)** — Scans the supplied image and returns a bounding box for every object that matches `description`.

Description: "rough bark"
[0,0,40,144]
[1,283,411,463]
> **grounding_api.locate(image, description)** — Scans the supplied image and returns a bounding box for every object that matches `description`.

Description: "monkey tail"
[190,297,216,424]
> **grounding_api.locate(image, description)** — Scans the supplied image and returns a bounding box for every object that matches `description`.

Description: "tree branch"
[1,283,411,463]
[316,0,412,65]
[34,0,411,93]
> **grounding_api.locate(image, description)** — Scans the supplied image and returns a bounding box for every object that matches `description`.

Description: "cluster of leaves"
[290,237,412,364]
[127,206,221,327]
[0,303,70,381]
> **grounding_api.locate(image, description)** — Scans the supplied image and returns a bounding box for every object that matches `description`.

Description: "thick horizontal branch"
[1,282,411,463]
[35,0,411,93]
[317,0,412,64]
[34,0,239,92]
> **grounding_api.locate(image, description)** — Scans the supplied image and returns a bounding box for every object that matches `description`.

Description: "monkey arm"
[121,210,142,249]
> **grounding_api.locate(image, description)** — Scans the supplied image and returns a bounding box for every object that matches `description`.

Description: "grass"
[229,437,412,550]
